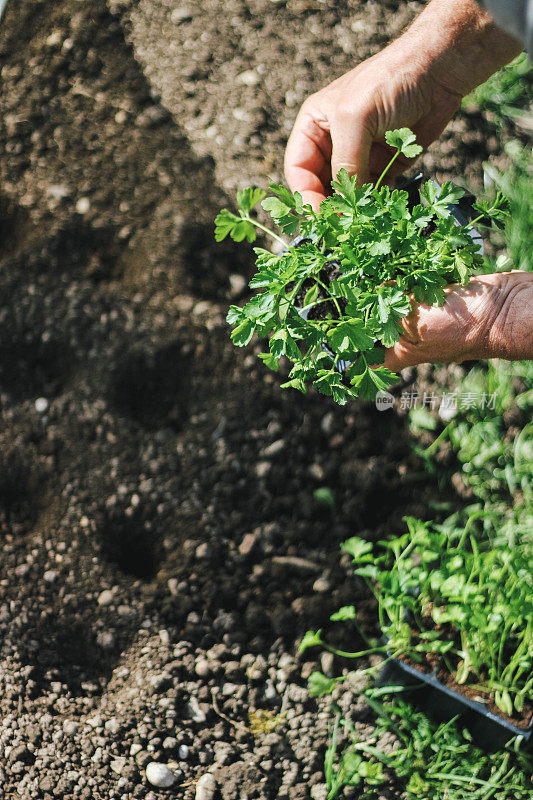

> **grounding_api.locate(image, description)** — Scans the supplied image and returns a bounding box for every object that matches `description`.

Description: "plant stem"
[245,216,287,246]
[323,643,388,659]
[375,150,400,191]
[423,423,450,456]
[315,276,343,318]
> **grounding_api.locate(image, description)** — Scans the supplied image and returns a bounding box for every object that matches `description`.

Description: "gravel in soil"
[0,1,501,798]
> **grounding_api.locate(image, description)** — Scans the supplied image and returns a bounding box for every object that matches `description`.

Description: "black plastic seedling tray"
[378,657,533,751]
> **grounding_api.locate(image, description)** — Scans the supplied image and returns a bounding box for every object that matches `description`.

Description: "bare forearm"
[394,0,523,97]
[483,273,533,360]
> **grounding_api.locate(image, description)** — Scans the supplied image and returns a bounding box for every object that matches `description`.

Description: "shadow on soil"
[98,505,163,580]
[108,339,193,431]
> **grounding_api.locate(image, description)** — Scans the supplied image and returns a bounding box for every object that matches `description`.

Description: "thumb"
[330,119,372,186]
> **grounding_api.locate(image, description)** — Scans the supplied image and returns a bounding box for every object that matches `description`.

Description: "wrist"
[395,0,523,99]
[474,272,533,361]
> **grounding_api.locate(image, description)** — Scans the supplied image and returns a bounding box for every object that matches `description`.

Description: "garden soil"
[0,1,508,798]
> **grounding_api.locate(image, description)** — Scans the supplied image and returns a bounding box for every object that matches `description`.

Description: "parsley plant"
[215,128,508,405]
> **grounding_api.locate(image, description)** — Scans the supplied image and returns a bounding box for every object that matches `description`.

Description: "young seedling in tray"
[301,514,532,730]
[215,128,508,405]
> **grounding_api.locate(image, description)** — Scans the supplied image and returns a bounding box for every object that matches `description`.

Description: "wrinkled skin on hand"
[285,0,522,210]
[383,272,533,370]
[284,53,461,210]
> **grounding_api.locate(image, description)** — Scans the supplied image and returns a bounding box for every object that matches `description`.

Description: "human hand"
[383,272,533,371]
[285,0,522,210]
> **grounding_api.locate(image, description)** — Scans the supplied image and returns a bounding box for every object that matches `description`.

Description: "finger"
[330,117,372,186]
[285,105,332,211]
[299,189,329,211]
[383,297,423,370]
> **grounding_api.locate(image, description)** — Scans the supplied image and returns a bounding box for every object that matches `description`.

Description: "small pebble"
[35,397,49,413]
[104,717,120,734]
[195,659,210,677]
[237,69,260,86]
[110,757,126,775]
[187,696,206,723]
[97,631,115,649]
[255,461,271,478]
[229,273,246,297]
[75,196,91,214]
[178,744,189,760]
[145,762,177,788]
[162,737,177,750]
[313,576,331,593]
[149,672,172,693]
[310,784,328,800]
[62,720,79,736]
[238,533,257,557]
[195,772,217,800]
[170,7,192,23]
[195,542,211,560]
[97,589,114,607]
[262,439,285,458]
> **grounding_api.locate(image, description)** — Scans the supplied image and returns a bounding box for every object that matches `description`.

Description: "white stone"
[262,439,285,458]
[46,185,70,199]
[62,720,79,735]
[110,757,126,775]
[195,773,217,800]
[255,461,271,478]
[229,273,246,296]
[186,696,206,723]
[195,658,210,677]
[145,762,177,788]
[237,70,260,86]
[97,589,114,607]
[310,784,328,800]
[171,7,192,23]
[76,197,91,214]
[35,397,49,413]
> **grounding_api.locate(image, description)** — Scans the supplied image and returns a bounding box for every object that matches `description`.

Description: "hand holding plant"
[384,271,533,371]
[216,128,511,405]
[284,0,522,208]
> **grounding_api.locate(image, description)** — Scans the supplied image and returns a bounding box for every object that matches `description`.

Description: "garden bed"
[0,1,529,798]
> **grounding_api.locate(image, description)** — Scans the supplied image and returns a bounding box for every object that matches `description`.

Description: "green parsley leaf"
[327,320,375,355]
[214,208,257,242]
[307,671,341,697]
[299,629,323,653]
[385,127,423,158]
[231,318,255,346]
[330,605,357,622]
[236,187,266,213]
